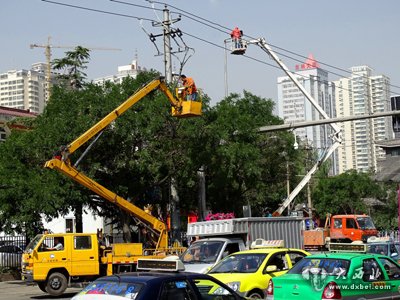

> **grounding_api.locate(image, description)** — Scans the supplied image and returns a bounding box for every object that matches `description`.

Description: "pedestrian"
[230,26,243,48]
[180,75,198,101]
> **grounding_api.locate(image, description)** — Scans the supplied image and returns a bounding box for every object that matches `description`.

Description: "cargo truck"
[303,214,378,250]
[180,217,305,273]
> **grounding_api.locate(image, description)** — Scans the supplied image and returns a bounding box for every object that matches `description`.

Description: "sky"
[2,0,400,106]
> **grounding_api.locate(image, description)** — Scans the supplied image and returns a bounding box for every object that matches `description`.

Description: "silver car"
[0,244,23,268]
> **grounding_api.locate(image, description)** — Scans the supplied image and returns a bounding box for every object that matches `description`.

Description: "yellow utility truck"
[21,77,201,296]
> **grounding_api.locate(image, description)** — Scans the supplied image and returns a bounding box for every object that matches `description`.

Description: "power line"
[42,0,400,98]
[149,1,400,94]
[41,0,156,22]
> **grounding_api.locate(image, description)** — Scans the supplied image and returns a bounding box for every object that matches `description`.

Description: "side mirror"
[266,265,277,272]
[391,252,398,257]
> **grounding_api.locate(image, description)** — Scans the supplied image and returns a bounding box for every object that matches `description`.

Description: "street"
[0,281,81,300]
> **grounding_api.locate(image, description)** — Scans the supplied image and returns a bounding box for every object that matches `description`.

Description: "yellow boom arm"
[45,77,201,250]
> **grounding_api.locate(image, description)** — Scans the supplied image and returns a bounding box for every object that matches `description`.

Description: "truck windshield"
[367,244,388,255]
[25,234,43,253]
[356,217,376,230]
[181,241,224,264]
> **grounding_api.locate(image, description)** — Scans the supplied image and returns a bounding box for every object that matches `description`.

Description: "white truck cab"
[180,237,246,273]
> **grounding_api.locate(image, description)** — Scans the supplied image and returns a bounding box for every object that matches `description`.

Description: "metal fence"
[0,236,26,269]
[379,230,399,241]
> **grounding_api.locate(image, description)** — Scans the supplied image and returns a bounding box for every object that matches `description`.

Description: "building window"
[65,218,75,233]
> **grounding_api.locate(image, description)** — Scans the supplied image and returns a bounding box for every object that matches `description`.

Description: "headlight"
[227,281,241,292]
[213,282,241,295]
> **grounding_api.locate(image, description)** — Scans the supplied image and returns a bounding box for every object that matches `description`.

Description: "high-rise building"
[334,66,393,173]
[391,95,400,139]
[277,54,338,175]
[0,63,47,114]
[93,59,146,85]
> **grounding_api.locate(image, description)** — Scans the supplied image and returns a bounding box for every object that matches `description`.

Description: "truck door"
[35,236,70,281]
[70,235,99,276]
[344,217,359,241]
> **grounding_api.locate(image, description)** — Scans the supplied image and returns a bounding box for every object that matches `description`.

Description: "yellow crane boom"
[45,77,201,251]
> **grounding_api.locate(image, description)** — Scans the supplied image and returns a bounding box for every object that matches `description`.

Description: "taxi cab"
[72,258,247,300]
[206,239,310,299]
[267,243,400,300]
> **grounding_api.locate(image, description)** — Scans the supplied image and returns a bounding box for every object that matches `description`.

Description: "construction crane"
[30,36,121,99]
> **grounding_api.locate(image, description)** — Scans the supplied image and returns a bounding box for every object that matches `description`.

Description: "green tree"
[52,46,90,89]
[312,170,386,217]
[196,91,301,216]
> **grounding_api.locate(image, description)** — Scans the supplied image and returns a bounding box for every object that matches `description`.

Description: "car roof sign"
[329,242,367,253]
[250,239,285,249]
[137,258,185,272]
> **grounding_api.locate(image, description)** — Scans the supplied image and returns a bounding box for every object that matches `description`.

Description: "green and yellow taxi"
[267,246,400,300]
[206,239,310,299]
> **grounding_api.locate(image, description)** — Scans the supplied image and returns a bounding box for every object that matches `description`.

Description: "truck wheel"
[37,282,47,293]
[247,290,263,299]
[46,272,67,296]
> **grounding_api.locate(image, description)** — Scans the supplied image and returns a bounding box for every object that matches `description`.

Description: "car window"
[287,251,307,266]
[379,257,400,280]
[74,236,92,250]
[266,252,288,272]
[223,243,240,257]
[362,258,384,282]
[160,280,196,300]
[333,218,342,229]
[208,253,266,274]
[390,244,398,256]
[368,244,389,255]
[346,218,357,229]
[181,241,224,263]
[288,258,350,277]
[192,278,237,300]
[77,279,143,298]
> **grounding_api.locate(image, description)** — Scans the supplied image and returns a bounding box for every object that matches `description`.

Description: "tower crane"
[30,36,121,99]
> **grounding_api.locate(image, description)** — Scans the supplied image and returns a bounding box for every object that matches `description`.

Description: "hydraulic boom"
[45,77,201,250]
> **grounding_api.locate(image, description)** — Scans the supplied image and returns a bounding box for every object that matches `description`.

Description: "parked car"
[72,258,247,300]
[267,252,400,300]
[0,244,23,268]
[207,240,310,299]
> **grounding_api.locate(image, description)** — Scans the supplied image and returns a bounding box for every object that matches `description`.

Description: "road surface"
[0,281,81,300]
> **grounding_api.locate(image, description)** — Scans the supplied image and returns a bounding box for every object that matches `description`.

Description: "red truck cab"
[330,214,378,243]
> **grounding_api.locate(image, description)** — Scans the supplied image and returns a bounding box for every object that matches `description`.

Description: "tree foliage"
[312,170,386,217]
[0,48,317,237]
[52,46,90,89]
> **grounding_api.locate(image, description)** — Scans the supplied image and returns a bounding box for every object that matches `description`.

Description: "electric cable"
[42,0,400,98]
[42,0,156,22]
[149,1,400,93]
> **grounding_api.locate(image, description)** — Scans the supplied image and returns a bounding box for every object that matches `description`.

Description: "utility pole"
[152,6,182,244]
[151,6,181,83]
[197,166,207,221]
